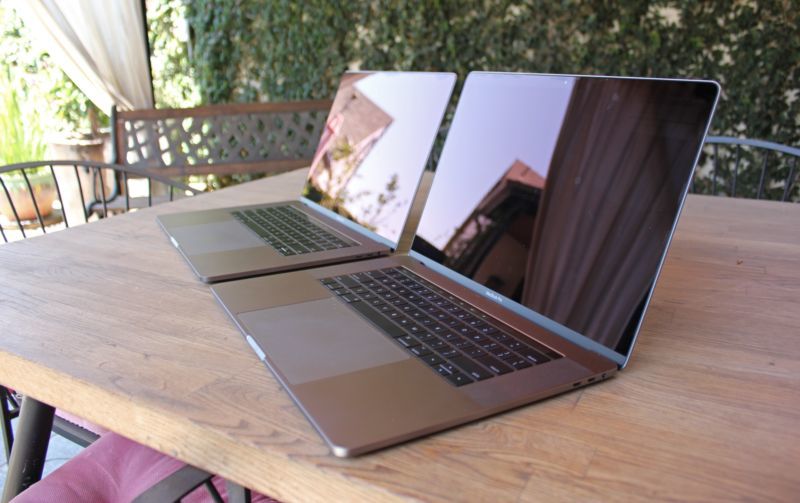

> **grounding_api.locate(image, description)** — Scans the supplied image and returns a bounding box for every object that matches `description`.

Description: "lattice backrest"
[113,100,332,177]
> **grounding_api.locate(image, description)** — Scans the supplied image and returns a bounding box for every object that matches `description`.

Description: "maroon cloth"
[13,432,278,503]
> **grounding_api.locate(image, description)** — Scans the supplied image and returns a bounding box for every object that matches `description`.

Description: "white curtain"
[17,0,154,112]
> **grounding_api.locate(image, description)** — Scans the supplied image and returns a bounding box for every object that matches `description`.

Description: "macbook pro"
[211,72,719,456]
[158,71,456,282]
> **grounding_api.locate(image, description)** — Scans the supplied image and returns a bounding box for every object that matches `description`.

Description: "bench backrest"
[111,100,332,177]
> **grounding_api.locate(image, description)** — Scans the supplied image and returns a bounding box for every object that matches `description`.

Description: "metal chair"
[692,136,799,202]
[0,160,200,244]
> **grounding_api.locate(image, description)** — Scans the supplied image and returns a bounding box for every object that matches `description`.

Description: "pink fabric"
[12,433,278,503]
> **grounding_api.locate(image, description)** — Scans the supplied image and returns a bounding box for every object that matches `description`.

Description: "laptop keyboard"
[232,206,356,256]
[320,267,562,386]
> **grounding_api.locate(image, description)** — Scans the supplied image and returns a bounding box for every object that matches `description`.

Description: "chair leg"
[226,480,252,503]
[1,387,17,461]
[1,396,55,502]
[131,464,217,503]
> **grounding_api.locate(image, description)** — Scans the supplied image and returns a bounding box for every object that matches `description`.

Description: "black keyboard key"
[507,358,533,370]
[436,362,458,375]
[427,339,447,351]
[437,347,459,359]
[397,335,418,348]
[464,331,487,343]
[349,301,405,338]
[476,355,513,375]
[480,341,500,351]
[464,347,487,358]
[407,325,424,335]
[337,276,359,288]
[441,332,462,342]
[505,340,525,351]
[410,346,431,357]
[479,325,498,335]
[444,371,474,387]
[492,349,513,360]
[518,347,550,364]
[416,333,436,343]
[421,354,444,366]
[450,356,493,381]
[527,340,563,359]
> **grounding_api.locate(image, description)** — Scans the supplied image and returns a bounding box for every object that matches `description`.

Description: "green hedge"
[186,1,797,140]
[184,1,798,198]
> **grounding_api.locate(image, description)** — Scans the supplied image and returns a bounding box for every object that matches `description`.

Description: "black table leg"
[1,396,54,503]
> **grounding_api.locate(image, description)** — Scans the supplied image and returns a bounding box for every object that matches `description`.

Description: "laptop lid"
[411,72,719,367]
[300,71,456,249]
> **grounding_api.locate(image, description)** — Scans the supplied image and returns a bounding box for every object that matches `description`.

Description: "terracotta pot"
[0,170,57,222]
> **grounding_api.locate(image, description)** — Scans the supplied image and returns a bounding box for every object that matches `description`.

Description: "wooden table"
[1,169,798,501]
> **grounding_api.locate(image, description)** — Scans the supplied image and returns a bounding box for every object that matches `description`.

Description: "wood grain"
[0,169,798,502]
[116,100,333,120]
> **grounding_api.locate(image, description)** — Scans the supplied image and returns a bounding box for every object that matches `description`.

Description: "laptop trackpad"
[170,220,264,255]
[238,298,410,385]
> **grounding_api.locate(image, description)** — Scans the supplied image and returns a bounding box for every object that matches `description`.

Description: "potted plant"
[0,73,53,222]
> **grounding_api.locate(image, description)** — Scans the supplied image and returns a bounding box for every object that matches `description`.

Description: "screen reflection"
[413,73,717,355]
[303,71,455,244]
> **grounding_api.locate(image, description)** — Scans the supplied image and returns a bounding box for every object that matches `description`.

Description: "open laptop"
[211,72,719,456]
[158,71,456,282]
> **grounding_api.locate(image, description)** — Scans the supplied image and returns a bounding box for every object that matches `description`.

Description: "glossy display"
[303,71,455,244]
[412,73,718,355]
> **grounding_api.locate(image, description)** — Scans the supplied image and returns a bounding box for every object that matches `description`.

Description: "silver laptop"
[158,71,456,282]
[211,72,719,456]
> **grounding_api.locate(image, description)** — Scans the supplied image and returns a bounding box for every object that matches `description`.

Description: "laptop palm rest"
[239,298,409,385]
[169,221,263,255]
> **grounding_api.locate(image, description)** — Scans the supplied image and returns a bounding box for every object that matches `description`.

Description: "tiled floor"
[0,418,84,490]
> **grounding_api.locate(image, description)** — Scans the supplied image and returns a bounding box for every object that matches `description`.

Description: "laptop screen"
[412,72,718,358]
[302,71,455,245]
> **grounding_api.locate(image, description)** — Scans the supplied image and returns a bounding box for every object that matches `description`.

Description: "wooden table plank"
[1,169,798,501]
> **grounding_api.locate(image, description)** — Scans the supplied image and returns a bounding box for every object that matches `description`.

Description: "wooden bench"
[111,100,332,177]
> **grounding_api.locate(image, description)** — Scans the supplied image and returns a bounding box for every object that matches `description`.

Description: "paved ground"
[0,418,83,491]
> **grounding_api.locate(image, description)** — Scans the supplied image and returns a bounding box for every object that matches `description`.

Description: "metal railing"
[693,136,799,202]
[0,160,200,243]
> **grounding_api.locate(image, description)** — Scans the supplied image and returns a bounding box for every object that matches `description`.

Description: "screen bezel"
[410,71,721,368]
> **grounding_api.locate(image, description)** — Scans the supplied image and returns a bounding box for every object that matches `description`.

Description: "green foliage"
[0,3,107,136]
[0,71,46,166]
[183,0,798,198]
[184,0,798,143]
[147,0,200,107]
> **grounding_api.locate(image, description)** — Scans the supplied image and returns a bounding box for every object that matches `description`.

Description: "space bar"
[349,301,405,338]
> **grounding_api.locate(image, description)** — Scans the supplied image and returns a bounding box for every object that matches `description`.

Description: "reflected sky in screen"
[418,74,574,249]
[303,72,455,244]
